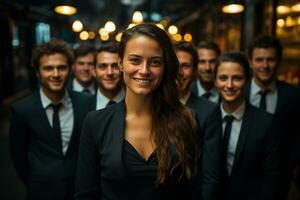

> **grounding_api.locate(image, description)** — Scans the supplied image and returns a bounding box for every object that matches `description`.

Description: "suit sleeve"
[260,122,281,200]
[200,106,222,200]
[75,113,102,200]
[9,106,30,186]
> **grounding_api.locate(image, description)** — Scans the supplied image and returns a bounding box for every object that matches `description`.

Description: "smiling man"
[245,35,300,200]
[92,42,124,110]
[9,40,94,200]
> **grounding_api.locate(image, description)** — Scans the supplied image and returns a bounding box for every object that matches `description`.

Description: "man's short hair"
[31,39,74,71]
[248,35,282,60]
[97,42,119,54]
[74,44,96,59]
[197,41,221,56]
[173,41,198,71]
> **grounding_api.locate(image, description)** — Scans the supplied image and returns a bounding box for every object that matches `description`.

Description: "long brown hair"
[119,23,200,185]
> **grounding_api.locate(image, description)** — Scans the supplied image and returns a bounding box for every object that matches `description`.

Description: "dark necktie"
[50,103,62,140]
[202,92,211,99]
[222,115,235,177]
[259,90,269,111]
[106,100,116,107]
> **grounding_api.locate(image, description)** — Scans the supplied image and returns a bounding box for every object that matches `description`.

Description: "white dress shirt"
[73,78,96,95]
[249,78,277,114]
[40,89,74,155]
[95,87,125,110]
[220,101,246,175]
[196,79,219,103]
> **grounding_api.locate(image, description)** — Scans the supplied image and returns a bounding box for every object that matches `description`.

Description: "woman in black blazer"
[75,23,200,200]
[214,52,280,200]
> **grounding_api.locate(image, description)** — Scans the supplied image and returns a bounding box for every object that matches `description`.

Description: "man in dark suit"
[69,44,97,94]
[190,41,221,103]
[245,35,300,199]
[174,41,222,200]
[92,42,124,110]
[9,40,93,200]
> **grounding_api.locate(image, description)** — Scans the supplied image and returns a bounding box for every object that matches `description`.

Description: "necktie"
[259,90,269,111]
[50,103,62,141]
[222,115,235,177]
[202,92,211,99]
[106,100,116,107]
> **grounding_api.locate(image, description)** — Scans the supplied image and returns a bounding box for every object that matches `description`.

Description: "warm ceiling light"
[132,11,143,24]
[298,17,300,25]
[104,21,116,33]
[72,20,83,32]
[222,4,244,14]
[172,34,182,42]
[115,32,123,42]
[277,5,290,14]
[291,3,300,12]
[277,19,285,28]
[286,16,296,27]
[88,31,95,39]
[79,31,89,40]
[168,25,178,35]
[99,28,108,36]
[100,34,109,41]
[183,33,192,42]
[54,5,77,16]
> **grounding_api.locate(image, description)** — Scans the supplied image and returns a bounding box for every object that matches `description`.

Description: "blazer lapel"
[33,92,62,155]
[107,101,130,181]
[274,81,284,114]
[231,104,252,173]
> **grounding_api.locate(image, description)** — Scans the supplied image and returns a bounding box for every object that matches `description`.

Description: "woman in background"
[75,23,200,200]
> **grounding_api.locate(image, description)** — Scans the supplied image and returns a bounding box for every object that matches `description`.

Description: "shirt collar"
[97,87,125,105]
[221,100,246,121]
[196,79,218,97]
[251,78,277,95]
[73,78,95,94]
[40,88,71,109]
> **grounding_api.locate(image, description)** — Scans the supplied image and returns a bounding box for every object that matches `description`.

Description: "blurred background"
[0,0,300,199]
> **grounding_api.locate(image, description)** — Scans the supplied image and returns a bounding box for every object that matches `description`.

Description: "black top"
[123,139,159,199]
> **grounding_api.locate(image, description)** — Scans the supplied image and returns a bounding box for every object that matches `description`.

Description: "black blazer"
[245,81,300,177]
[75,100,201,200]
[9,90,94,200]
[186,92,222,200]
[190,81,221,104]
[222,103,280,200]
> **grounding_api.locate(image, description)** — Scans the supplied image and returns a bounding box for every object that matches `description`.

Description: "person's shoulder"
[246,103,273,123]
[11,91,38,110]
[190,92,218,111]
[85,100,124,121]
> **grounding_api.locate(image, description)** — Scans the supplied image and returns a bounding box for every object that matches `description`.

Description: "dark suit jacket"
[190,81,221,104]
[222,103,280,200]
[9,90,94,200]
[186,92,222,200]
[245,81,300,189]
[75,100,201,200]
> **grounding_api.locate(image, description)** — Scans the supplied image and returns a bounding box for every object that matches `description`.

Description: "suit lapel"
[190,81,199,96]
[33,92,62,155]
[231,104,252,173]
[108,101,129,181]
[274,81,284,114]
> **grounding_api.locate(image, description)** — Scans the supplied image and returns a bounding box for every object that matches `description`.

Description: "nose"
[226,79,233,88]
[53,68,59,77]
[140,62,150,75]
[262,59,269,68]
[205,61,211,70]
[107,66,113,74]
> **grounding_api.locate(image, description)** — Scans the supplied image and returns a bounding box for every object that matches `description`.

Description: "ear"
[119,58,123,71]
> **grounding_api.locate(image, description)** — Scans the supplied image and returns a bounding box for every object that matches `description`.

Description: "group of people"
[9,23,300,200]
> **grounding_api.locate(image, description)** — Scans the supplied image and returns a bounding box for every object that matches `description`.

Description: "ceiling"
[1,0,213,31]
